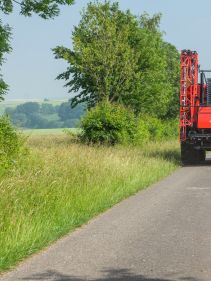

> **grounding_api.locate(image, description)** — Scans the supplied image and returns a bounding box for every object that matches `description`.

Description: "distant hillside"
[0,99,68,115]
[1,99,85,129]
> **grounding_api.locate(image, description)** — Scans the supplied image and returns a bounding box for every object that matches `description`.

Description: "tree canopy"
[1,0,74,19]
[54,1,180,118]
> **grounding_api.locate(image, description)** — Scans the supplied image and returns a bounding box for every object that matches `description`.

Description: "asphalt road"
[1,161,211,281]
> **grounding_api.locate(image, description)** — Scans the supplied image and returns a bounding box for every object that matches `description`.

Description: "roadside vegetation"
[22,128,79,135]
[53,1,180,145]
[0,0,181,273]
[80,102,178,145]
[0,116,26,170]
[0,134,179,271]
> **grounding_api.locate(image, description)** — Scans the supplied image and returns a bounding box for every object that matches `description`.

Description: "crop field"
[0,134,180,272]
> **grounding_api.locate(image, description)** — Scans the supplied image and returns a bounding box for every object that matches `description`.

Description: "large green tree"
[123,12,180,117]
[54,1,180,118]
[54,2,141,108]
[0,0,74,101]
[162,42,180,118]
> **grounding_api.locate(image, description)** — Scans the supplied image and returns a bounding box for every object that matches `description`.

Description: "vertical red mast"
[180,50,199,141]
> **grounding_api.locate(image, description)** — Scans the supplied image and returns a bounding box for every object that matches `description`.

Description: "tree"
[58,101,85,121]
[5,100,84,129]
[53,1,180,118]
[0,0,74,19]
[162,42,180,118]
[16,102,40,115]
[0,0,74,101]
[10,112,27,127]
[119,12,171,117]
[40,103,55,114]
[53,1,141,108]
[27,113,48,128]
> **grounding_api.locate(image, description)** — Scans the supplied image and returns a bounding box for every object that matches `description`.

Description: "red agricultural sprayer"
[180,50,211,164]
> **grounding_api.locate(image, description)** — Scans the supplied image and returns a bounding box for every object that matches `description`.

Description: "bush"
[80,102,138,145]
[138,115,178,141]
[0,116,25,169]
[162,118,179,139]
[80,104,178,145]
[135,118,150,144]
[141,115,164,140]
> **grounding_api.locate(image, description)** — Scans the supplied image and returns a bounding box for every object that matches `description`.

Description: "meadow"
[22,128,72,135]
[0,133,180,272]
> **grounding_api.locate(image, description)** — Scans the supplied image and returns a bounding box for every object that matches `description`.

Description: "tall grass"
[0,135,180,272]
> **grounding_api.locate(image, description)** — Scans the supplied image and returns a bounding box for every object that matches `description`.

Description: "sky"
[2,0,211,100]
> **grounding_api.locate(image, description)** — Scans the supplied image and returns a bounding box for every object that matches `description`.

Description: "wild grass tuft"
[0,135,180,271]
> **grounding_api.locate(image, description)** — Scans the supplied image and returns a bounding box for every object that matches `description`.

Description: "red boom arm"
[180,50,199,141]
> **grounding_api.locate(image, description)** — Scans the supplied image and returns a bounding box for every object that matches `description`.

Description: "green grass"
[22,128,81,136]
[22,128,68,135]
[0,135,180,272]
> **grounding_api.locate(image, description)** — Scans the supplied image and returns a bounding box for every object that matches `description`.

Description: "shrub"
[80,104,178,145]
[80,102,138,145]
[135,118,150,144]
[138,114,178,141]
[162,118,179,139]
[0,116,25,169]
[139,115,164,141]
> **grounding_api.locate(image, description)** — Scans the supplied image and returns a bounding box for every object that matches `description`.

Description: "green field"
[0,134,180,272]
[23,128,67,135]
[22,128,81,136]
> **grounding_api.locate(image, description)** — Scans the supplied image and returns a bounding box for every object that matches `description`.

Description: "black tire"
[199,149,206,162]
[181,143,205,165]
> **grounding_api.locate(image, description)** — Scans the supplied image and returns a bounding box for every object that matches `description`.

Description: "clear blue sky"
[2,0,211,100]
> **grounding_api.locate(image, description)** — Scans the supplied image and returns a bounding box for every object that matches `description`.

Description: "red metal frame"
[180,50,199,141]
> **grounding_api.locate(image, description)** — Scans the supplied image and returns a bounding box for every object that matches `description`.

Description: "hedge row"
[80,102,178,145]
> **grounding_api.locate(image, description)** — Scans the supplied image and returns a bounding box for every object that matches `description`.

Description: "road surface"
[1,162,211,281]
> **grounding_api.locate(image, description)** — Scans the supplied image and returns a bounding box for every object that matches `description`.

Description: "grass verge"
[0,135,180,272]
[22,128,79,135]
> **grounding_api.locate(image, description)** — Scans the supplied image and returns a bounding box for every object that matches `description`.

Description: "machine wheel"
[181,143,205,165]
[199,149,206,162]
